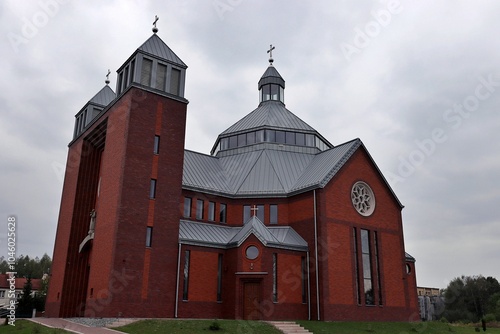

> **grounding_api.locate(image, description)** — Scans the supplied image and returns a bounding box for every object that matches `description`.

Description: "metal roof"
[405,252,416,262]
[89,85,116,107]
[182,150,230,193]
[258,66,285,89]
[138,34,187,68]
[182,139,360,197]
[220,101,316,136]
[179,218,308,251]
[291,139,361,193]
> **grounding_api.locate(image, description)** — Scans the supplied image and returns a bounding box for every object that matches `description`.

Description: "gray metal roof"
[182,139,360,197]
[220,101,316,136]
[258,66,285,89]
[291,139,361,193]
[138,34,187,68]
[405,252,416,262]
[179,218,308,251]
[89,85,116,107]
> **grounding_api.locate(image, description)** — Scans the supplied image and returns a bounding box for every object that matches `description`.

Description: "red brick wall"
[48,86,187,318]
[316,147,418,321]
[45,140,83,317]
[189,251,219,302]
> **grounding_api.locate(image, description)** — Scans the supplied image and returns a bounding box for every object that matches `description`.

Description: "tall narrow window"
[374,231,382,305]
[149,179,157,199]
[141,58,153,86]
[361,229,374,305]
[182,250,190,301]
[208,202,215,221]
[156,63,167,91]
[184,197,192,218]
[146,227,153,247]
[270,205,278,225]
[153,135,160,154]
[243,205,251,224]
[217,254,223,302]
[129,59,135,85]
[123,66,129,92]
[219,203,227,223]
[118,72,124,94]
[272,253,278,303]
[196,199,204,219]
[301,256,307,304]
[170,68,181,95]
[256,205,264,223]
[353,227,361,305]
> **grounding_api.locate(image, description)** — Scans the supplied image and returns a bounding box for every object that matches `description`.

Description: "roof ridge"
[318,138,362,188]
[233,150,265,194]
[263,150,288,192]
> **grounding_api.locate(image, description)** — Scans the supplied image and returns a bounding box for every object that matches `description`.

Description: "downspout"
[314,189,320,320]
[307,251,311,320]
[174,242,181,318]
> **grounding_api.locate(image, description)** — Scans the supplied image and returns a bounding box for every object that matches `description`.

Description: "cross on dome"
[152,15,159,33]
[267,44,275,65]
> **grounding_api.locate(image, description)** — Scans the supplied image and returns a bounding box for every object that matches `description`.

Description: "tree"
[0,254,52,279]
[442,275,500,323]
[17,277,34,317]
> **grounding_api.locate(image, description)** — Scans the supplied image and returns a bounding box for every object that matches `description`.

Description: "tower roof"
[137,34,187,68]
[258,65,285,89]
[88,85,116,107]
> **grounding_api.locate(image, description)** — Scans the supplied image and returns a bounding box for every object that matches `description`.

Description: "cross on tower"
[152,15,159,33]
[267,44,275,58]
[250,205,259,217]
[105,69,111,85]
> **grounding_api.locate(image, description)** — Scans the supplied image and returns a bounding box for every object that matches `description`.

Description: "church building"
[46,25,419,321]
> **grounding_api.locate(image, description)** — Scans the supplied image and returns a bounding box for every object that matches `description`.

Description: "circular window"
[245,246,259,260]
[351,181,376,216]
[406,263,412,274]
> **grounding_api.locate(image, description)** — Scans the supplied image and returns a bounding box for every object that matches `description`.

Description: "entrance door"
[243,282,261,320]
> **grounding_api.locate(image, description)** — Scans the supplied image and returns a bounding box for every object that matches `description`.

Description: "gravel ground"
[65,318,120,327]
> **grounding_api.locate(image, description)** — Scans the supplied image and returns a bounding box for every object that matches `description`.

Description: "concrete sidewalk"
[29,318,125,334]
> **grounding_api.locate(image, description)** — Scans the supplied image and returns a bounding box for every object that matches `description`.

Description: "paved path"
[29,318,126,334]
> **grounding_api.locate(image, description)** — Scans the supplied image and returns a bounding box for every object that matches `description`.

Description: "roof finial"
[267,44,275,65]
[152,15,159,33]
[105,69,111,85]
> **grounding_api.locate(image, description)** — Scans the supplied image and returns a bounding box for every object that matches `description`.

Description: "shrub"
[209,321,221,331]
[484,313,497,323]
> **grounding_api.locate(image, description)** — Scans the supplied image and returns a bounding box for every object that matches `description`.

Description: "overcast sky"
[1,0,499,289]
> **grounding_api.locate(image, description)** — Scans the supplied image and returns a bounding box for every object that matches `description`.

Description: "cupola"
[258,45,285,104]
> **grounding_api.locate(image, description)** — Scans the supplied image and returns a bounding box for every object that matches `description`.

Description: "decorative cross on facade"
[250,205,259,217]
[152,15,159,33]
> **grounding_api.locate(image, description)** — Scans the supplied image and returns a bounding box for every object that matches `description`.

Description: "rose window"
[351,182,375,216]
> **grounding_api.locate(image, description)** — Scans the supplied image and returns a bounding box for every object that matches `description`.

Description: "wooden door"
[243,282,261,320]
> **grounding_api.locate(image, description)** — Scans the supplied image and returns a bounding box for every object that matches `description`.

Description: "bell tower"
[46,18,189,318]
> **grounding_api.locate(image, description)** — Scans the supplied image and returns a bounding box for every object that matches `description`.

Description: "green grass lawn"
[115,319,282,334]
[0,320,69,333]
[297,320,500,334]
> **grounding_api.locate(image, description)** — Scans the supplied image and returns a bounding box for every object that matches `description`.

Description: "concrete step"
[267,321,312,334]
